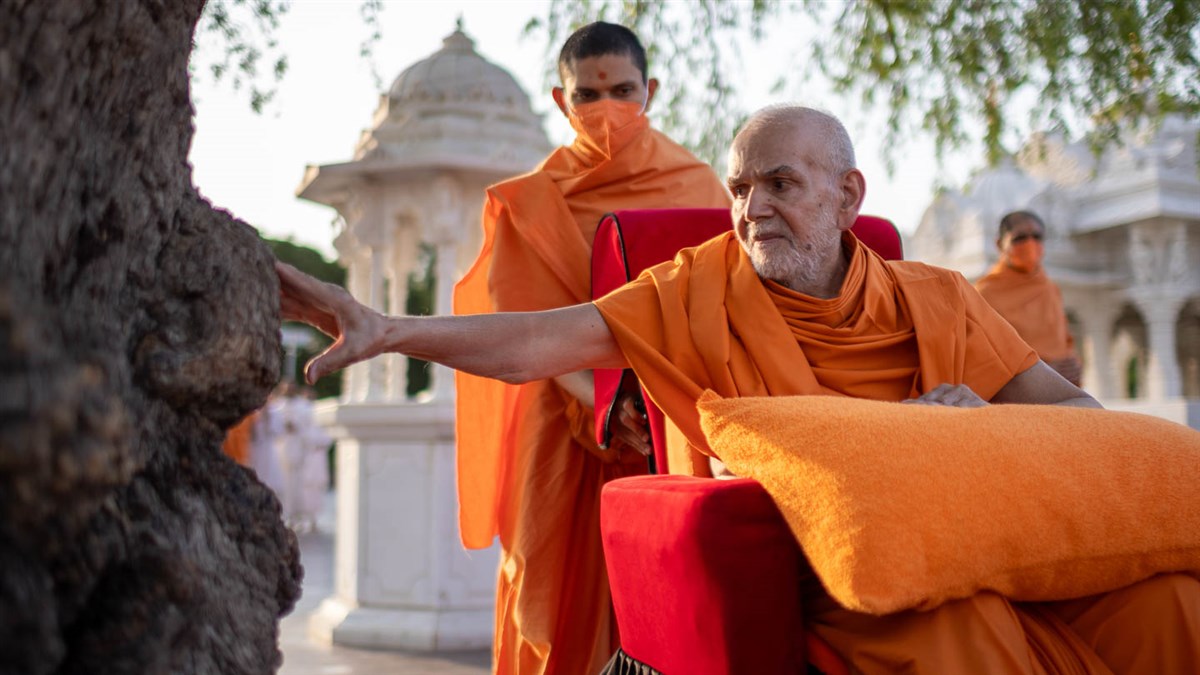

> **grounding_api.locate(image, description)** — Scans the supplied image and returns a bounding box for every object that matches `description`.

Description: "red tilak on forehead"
[598,71,607,80]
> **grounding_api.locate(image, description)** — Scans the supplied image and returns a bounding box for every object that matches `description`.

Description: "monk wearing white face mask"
[452,21,729,675]
[976,210,1083,386]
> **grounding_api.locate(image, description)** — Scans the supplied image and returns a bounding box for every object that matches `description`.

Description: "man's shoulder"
[485,169,566,210]
[886,259,964,284]
[489,167,553,193]
[883,259,976,303]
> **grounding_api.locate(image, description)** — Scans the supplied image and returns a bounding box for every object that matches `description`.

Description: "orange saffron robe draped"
[975,262,1075,361]
[594,232,1200,674]
[453,117,729,675]
[594,232,1037,474]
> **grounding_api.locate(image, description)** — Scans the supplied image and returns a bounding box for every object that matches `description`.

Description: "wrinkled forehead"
[727,123,822,179]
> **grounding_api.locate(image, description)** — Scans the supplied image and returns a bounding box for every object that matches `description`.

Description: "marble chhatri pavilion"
[910,116,1200,427]
[296,24,550,651]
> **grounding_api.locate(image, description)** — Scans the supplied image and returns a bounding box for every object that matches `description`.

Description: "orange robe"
[595,231,1037,473]
[594,232,1200,674]
[221,413,254,465]
[453,116,729,675]
[975,262,1075,361]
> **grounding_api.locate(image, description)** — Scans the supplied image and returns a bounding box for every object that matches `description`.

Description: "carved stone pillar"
[366,246,389,401]
[387,270,411,400]
[424,176,464,402]
[344,256,372,403]
[429,241,459,401]
[1140,298,1186,400]
[1076,300,1120,399]
[389,222,419,400]
[1128,222,1189,401]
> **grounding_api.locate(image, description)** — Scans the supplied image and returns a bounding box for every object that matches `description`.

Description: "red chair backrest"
[591,209,732,471]
[850,214,904,261]
[592,208,734,301]
[591,208,903,472]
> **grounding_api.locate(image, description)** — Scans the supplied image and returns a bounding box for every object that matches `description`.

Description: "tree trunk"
[0,2,301,673]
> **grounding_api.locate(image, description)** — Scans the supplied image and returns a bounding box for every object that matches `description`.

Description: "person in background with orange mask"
[452,21,730,675]
[976,211,1083,385]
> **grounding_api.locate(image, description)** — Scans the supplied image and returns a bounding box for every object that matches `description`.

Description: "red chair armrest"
[601,475,806,674]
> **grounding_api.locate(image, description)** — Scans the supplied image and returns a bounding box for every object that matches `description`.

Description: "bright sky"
[188,0,980,260]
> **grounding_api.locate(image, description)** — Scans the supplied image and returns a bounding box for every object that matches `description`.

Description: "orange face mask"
[1004,238,1044,273]
[567,98,648,160]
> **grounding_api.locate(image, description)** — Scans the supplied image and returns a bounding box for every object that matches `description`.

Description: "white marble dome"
[352,24,551,173]
[388,29,530,111]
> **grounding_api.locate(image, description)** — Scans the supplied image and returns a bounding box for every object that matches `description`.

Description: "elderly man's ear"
[838,169,867,230]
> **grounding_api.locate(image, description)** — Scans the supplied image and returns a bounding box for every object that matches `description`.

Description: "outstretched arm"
[276,262,626,385]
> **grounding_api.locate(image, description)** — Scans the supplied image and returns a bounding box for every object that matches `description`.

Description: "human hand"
[275,261,389,384]
[611,392,651,457]
[903,383,988,408]
[277,261,341,337]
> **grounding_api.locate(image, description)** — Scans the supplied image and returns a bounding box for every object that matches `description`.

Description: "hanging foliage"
[527,0,1200,165]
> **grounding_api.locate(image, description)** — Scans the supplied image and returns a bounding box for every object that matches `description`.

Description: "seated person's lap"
[803,572,1200,675]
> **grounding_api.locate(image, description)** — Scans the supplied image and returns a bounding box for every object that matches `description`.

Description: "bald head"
[732,106,856,176]
[724,105,866,297]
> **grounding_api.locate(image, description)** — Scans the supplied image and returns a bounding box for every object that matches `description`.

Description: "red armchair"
[592,209,902,675]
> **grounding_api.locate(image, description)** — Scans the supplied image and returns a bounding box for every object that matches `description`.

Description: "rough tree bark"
[0,2,302,673]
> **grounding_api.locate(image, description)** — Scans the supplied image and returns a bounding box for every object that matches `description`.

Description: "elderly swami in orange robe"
[277,105,1200,674]
[452,21,729,675]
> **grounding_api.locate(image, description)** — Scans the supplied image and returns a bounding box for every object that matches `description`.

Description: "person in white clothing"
[268,384,331,533]
[246,401,285,499]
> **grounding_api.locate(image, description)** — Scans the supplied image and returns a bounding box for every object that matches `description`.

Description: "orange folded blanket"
[697,391,1200,615]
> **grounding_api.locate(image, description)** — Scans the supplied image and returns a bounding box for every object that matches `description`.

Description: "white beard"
[741,219,841,291]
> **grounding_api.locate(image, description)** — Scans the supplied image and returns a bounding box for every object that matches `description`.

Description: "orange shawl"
[594,232,1037,476]
[975,262,1075,361]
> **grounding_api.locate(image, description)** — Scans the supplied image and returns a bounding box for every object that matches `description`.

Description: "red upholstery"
[847,214,903,262]
[591,209,732,471]
[602,476,806,674]
[593,208,901,675]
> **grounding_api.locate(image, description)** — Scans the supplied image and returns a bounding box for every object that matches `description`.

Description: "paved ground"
[278,498,491,675]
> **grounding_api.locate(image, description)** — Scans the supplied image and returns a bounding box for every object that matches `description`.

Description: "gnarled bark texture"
[0,1,301,673]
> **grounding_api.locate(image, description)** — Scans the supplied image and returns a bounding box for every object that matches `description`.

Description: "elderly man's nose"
[745,188,773,219]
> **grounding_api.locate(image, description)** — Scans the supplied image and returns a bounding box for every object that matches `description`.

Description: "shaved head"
[724,104,866,297]
[732,105,856,176]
